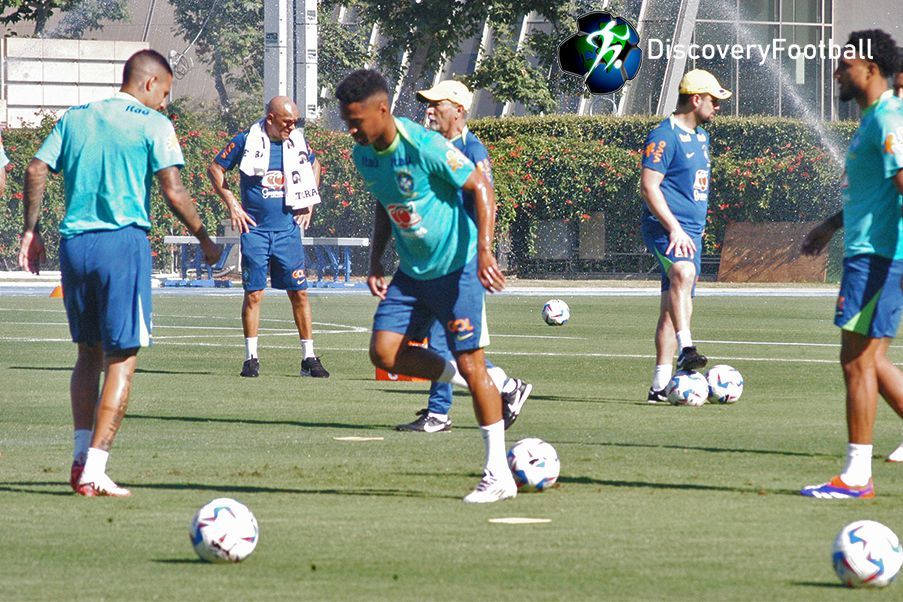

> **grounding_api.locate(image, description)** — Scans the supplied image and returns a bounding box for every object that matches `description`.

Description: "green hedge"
[0,111,850,272]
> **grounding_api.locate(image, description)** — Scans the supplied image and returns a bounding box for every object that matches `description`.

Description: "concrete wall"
[832,0,902,49]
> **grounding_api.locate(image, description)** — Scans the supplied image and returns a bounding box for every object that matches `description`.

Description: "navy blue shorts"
[60,226,152,352]
[835,254,903,338]
[372,257,489,354]
[641,219,702,293]
[240,224,307,291]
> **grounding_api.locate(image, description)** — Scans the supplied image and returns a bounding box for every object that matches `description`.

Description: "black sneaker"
[395,409,452,433]
[301,356,330,378]
[502,379,533,430]
[240,358,259,377]
[647,387,668,404]
[676,346,707,371]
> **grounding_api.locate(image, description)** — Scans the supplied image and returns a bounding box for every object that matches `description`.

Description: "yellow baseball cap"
[678,69,732,99]
[416,80,474,112]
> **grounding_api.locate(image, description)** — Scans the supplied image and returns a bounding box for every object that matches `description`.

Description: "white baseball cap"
[416,80,474,111]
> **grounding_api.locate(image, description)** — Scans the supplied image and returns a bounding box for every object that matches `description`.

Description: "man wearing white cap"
[391,79,532,433]
[640,69,731,402]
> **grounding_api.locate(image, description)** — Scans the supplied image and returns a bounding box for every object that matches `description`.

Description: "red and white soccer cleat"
[76,473,131,497]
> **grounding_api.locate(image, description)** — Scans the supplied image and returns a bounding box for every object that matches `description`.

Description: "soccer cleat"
[301,356,330,378]
[800,475,875,499]
[69,462,84,492]
[463,469,517,504]
[395,409,452,433]
[240,358,259,377]
[886,443,903,462]
[75,473,132,497]
[676,346,707,371]
[502,379,533,430]
[647,387,668,404]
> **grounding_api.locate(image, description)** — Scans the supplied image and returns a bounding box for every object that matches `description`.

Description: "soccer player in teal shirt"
[800,30,903,499]
[336,69,515,503]
[18,50,220,497]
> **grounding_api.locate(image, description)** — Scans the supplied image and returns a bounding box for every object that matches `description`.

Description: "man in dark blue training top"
[800,29,903,499]
[640,69,731,403]
[18,49,220,497]
[209,96,329,379]
[336,69,516,503]
[387,79,531,434]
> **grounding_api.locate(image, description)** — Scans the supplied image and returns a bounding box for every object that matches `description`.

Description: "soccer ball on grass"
[832,520,903,588]
[706,364,744,404]
[541,299,570,326]
[665,370,709,406]
[507,438,560,492]
[189,497,259,563]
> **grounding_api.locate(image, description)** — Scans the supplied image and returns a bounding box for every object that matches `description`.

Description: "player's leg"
[396,320,453,432]
[272,224,328,377]
[239,229,270,377]
[649,293,676,402]
[668,256,705,370]
[877,345,903,461]
[69,343,102,489]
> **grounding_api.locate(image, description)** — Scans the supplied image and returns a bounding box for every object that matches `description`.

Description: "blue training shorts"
[641,219,702,293]
[835,254,903,338]
[59,225,152,352]
[240,224,307,291]
[372,257,489,354]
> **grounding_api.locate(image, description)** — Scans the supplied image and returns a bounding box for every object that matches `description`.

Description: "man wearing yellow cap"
[391,79,531,433]
[640,69,730,402]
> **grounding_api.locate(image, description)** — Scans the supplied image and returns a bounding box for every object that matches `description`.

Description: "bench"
[162,235,370,288]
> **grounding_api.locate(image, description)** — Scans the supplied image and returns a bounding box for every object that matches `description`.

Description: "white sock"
[840,443,873,486]
[487,366,508,392]
[245,337,258,360]
[438,360,468,388]
[73,430,91,465]
[500,377,517,395]
[82,447,109,480]
[427,412,448,422]
[301,339,315,359]
[652,364,673,391]
[480,420,508,476]
[676,330,693,350]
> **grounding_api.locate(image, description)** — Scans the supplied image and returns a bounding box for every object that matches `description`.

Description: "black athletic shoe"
[676,346,707,371]
[301,356,330,378]
[395,409,452,433]
[502,379,533,430]
[240,358,259,377]
[647,387,668,404]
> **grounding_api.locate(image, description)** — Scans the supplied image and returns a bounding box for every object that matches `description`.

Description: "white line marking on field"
[333,436,384,442]
[489,517,552,524]
[696,339,840,348]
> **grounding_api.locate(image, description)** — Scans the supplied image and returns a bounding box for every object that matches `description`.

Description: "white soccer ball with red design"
[665,370,709,406]
[190,498,259,563]
[832,520,903,588]
[507,438,560,492]
[541,299,570,326]
[706,364,744,404]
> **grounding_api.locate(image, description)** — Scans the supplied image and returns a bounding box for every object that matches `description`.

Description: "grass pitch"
[3,289,903,600]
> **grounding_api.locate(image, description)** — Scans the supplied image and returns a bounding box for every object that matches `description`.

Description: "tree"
[0,0,128,36]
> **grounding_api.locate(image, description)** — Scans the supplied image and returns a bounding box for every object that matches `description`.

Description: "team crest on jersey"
[261,170,285,199]
[445,147,467,172]
[678,133,692,142]
[396,171,415,197]
[387,202,422,229]
[693,169,709,201]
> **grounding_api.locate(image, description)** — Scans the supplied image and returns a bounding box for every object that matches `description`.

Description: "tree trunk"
[211,47,233,125]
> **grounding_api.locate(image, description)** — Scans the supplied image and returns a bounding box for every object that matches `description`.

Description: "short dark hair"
[847,29,899,77]
[122,49,173,83]
[676,93,693,107]
[335,69,390,105]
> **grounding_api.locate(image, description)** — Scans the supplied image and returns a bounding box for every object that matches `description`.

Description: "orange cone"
[49,284,63,298]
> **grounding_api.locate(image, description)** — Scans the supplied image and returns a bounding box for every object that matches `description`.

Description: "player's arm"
[893,169,903,196]
[462,168,505,293]
[640,167,696,258]
[157,166,221,266]
[801,210,842,256]
[367,200,392,299]
[208,160,256,234]
[17,158,50,274]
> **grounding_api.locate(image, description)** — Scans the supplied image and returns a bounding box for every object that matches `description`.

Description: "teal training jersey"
[843,90,903,259]
[353,117,476,280]
[35,92,184,238]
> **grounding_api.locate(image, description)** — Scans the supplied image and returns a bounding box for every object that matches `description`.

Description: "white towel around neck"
[239,119,321,210]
